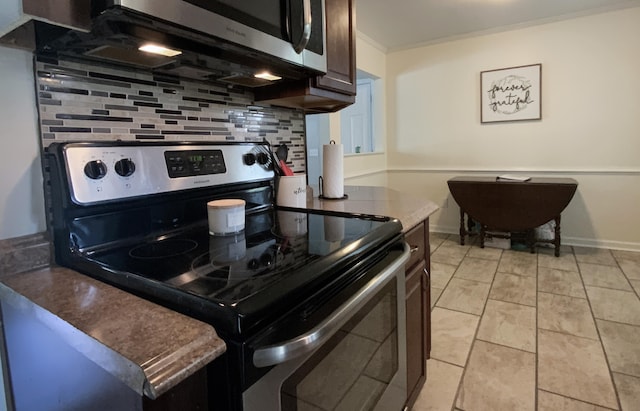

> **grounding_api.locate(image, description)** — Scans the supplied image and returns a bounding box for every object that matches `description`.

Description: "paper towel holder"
[318,176,348,200]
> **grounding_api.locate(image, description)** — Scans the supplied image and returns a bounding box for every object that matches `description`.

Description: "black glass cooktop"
[85,209,398,306]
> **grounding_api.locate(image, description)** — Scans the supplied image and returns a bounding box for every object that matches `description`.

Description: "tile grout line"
[575,247,623,411]
[445,236,476,411]
[610,369,640,379]
[537,388,619,411]
[431,234,475,310]
[486,296,536,309]
[472,337,536,355]
[440,235,473,411]
[584,283,639,293]
[425,357,466,370]
[592,317,640,328]
[535,288,587,300]
[611,252,640,301]
[436,293,538,317]
[535,249,540,411]
[450,244,502,411]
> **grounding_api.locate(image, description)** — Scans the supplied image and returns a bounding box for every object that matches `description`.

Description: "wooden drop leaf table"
[447,177,578,256]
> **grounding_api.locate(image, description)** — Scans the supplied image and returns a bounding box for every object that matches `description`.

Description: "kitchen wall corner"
[0,46,46,240]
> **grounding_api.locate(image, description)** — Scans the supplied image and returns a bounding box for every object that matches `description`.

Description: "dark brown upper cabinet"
[254,0,357,113]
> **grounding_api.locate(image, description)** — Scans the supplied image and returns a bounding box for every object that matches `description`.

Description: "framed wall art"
[480,63,541,123]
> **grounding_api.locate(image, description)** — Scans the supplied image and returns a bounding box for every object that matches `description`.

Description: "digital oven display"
[164,150,227,178]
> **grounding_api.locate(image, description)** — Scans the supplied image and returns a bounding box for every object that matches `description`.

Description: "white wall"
[0,46,46,240]
[383,7,640,250]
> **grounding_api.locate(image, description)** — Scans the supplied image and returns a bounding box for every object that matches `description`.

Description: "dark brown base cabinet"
[142,368,208,411]
[404,219,431,409]
[254,0,357,113]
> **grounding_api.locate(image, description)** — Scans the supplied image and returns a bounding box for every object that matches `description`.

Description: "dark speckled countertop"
[0,265,226,399]
[308,186,439,232]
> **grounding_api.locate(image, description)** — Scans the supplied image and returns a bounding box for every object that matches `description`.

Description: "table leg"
[526,229,536,253]
[554,215,562,257]
[480,225,486,248]
[459,208,466,245]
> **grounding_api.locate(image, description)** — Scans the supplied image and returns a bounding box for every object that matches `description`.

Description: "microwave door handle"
[292,0,312,53]
[253,243,410,368]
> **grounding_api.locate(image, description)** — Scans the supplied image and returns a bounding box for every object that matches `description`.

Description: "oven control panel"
[61,143,274,205]
[164,150,227,178]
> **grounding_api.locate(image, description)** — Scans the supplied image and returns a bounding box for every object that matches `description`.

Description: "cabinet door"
[405,261,427,406]
[424,218,431,358]
[253,0,356,112]
[313,0,356,95]
[406,222,426,269]
[143,368,208,411]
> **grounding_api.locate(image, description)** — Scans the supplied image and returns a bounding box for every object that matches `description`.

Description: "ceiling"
[355,0,640,51]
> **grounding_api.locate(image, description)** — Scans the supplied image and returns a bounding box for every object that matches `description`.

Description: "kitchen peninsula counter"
[0,265,226,403]
[308,185,439,232]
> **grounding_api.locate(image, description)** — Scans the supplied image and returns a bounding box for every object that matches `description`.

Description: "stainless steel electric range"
[44,141,409,411]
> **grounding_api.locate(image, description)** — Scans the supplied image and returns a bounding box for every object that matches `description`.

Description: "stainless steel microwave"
[93,0,327,74]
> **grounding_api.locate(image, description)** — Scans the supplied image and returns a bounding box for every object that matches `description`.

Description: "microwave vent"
[217,74,275,88]
[159,64,222,80]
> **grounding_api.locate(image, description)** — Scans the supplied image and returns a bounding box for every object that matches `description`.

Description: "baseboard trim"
[429,225,640,252]
[430,224,458,236]
[344,169,387,180]
[387,168,640,176]
[562,237,640,252]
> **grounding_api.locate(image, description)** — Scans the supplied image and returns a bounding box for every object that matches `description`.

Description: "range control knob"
[256,152,270,165]
[115,158,136,177]
[247,259,260,270]
[260,252,274,267]
[84,160,107,180]
[243,153,256,166]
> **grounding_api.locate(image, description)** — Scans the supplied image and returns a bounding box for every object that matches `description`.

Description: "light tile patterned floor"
[412,233,640,411]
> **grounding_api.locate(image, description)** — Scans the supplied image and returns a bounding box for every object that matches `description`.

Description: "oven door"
[243,243,409,411]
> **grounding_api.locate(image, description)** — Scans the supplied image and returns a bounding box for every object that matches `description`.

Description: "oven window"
[281,281,398,410]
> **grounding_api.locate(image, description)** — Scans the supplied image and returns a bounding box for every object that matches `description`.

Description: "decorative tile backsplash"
[34,57,307,173]
[0,232,51,277]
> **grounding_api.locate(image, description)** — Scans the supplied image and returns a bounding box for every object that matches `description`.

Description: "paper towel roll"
[324,215,345,242]
[322,141,344,198]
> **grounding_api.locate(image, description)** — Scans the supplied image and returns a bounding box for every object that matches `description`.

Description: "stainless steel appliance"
[44,141,409,410]
[35,0,326,86]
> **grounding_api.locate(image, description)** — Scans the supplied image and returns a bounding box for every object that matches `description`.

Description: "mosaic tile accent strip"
[0,232,51,278]
[34,58,306,174]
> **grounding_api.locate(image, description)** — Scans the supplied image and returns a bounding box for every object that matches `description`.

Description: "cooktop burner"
[85,209,390,304]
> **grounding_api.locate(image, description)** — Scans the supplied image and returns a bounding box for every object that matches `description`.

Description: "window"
[341,73,376,154]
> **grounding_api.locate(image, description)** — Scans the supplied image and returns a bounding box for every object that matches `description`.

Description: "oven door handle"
[253,242,410,368]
